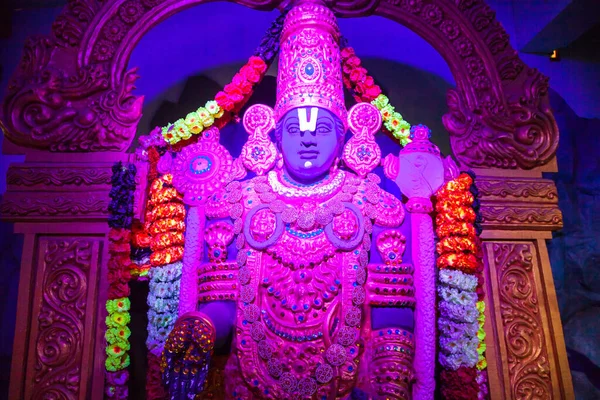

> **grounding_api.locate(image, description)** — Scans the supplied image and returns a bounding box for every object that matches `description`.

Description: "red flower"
[340,47,355,60]
[342,76,353,89]
[247,56,267,74]
[342,63,354,75]
[108,281,130,299]
[346,55,362,68]
[215,91,235,112]
[440,368,479,400]
[349,67,367,84]
[231,73,253,95]
[240,64,261,84]
[223,83,244,103]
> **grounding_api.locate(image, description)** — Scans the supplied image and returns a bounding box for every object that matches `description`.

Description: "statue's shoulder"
[347,172,405,228]
[205,176,267,219]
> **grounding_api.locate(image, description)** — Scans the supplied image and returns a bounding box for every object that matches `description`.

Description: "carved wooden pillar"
[0,147,132,400]
[475,165,574,400]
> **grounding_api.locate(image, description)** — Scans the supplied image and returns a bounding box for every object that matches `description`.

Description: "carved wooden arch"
[1,0,558,169]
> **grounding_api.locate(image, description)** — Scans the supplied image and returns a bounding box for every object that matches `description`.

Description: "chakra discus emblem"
[326,344,347,366]
[239,285,255,303]
[258,339,274,360]
[250,322,266,341]
[244,304,260,322]
[337,327,358,346]
[345,306,362,327]
[315,363,334,383]
[298,377,318,396]
[279,372,299,393]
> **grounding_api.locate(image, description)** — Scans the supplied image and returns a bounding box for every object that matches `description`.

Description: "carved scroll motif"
[476,178,558,203]
[490,242,552,399]
[7,165,112,187]
[0,193,109,218]
[2,0,558,169]
[376,0,558,169]
[32,239,92,400]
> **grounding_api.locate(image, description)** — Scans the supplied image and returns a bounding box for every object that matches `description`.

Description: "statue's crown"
[274,0,347,125]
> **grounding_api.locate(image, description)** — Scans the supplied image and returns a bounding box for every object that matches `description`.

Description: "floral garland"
[144,171,186,400]
[159,11,287,146]
[105,162,136,399]
[435,172,489,399]
[339,41,412,146]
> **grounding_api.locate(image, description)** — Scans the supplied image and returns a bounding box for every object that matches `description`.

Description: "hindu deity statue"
[160,1,447,398]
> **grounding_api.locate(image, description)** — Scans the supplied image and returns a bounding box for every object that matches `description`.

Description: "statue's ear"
[240,104,277,175]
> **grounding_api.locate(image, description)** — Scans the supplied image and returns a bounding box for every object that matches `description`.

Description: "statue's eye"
[316,124,331,134]
[287,125,300,134]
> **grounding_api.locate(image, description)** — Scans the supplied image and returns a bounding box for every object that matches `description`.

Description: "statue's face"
[279,107,343,182]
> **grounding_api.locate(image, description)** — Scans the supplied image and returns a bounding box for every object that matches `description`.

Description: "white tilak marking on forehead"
[297,107,319,132]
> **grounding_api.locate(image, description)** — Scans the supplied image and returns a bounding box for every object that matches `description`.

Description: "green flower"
[106,298,130,314]
[110,312,131,327]
[372,94,389,109]
[205,100,222,116]
[173,119,192,140]
[380,104,395,121]
[105,355,123,372]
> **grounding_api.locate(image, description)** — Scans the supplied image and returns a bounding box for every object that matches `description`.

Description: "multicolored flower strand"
[435,172,489,399]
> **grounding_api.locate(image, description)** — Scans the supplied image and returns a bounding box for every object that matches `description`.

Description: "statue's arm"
[163,196,238,398]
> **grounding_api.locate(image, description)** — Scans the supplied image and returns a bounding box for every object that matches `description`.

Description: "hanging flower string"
[339,42,412,147]
[159,11,287,146]
[105,162,136,399]
[435,173,489,399]
[144,170,186,400]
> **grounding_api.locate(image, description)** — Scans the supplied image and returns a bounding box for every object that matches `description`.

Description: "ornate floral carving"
[375,0,558,169]
[0,193,109,218]
[7,166,112,187]
[33,239,92,399]
[489,242,552,399]
[480,205,562,228]
[476,178,558,203]
[2,0,559,164]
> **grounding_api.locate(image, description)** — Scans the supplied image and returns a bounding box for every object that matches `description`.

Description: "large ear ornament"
[342,102,382,178]
[241,104,277,175]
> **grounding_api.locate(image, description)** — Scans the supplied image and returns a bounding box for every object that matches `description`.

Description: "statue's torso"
[203,169,412,399]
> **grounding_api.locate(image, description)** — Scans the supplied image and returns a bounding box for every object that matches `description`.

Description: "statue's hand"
[161,312,216,400]
[382,125,446,200]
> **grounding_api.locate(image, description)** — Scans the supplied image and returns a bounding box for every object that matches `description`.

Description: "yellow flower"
[380,104,395,121]
[162,124,179,145]
[477,327,486,341]
[174,119,192,140]
[205,100,221,116]
[110,312,131,327]
[106,298,130,314]
[476,301,485,313]
[372,94,389,109]
[477,356,487,370]
[184,112,200,128]
[196,107,214,127]
[105,355,122,372]
[106,341,130,357]
[477,341,487,355]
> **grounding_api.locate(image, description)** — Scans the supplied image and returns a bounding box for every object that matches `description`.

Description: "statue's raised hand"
[161,312,216,400]
[383,125,453,202]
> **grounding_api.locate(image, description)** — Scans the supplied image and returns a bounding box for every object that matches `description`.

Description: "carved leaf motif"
[33,239,92,399]
[491,242,551,399]
[7,166,112,187]
[476,179,558,202]
[0,193,109,217]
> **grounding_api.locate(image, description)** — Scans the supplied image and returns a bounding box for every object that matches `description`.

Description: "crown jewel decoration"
[274,0,347,126]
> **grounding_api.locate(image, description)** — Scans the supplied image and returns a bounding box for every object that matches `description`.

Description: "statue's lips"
[298,150,319,159]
